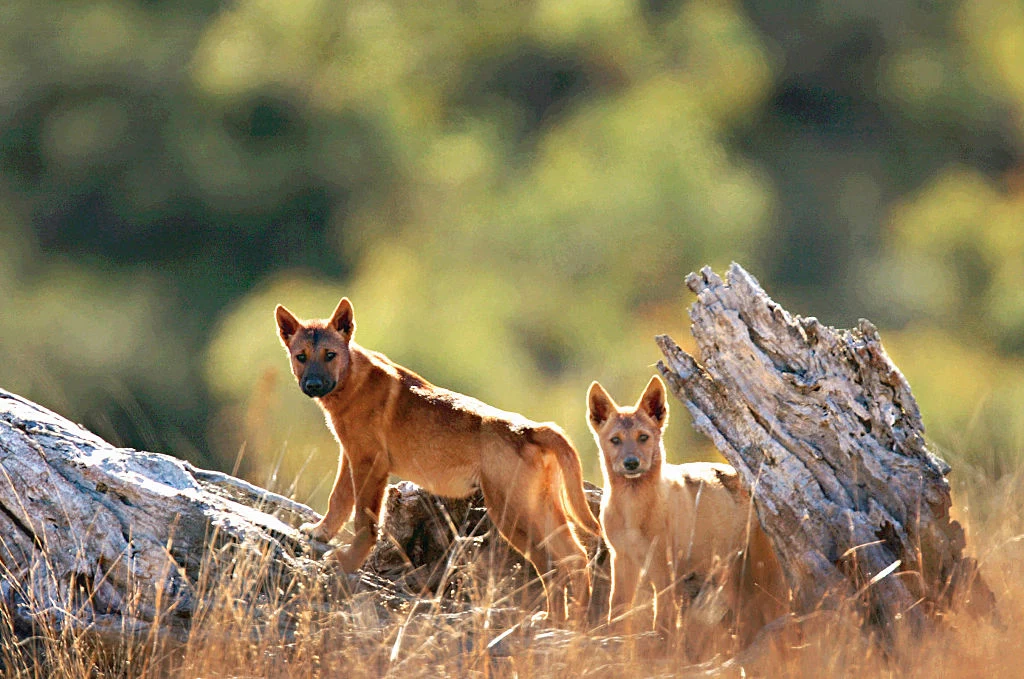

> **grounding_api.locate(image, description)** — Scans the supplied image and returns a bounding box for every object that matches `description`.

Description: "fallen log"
[655,263,993,636]
[0,388,606,650]
[0,388,330,645]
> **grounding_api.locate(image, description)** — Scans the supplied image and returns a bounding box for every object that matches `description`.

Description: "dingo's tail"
[531,424,601,537]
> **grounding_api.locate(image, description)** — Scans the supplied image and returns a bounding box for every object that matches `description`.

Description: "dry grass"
[1,458,1022,679]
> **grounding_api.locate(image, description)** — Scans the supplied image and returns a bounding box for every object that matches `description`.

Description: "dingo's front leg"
[609,552,648,634]
[300,451,354,542]
[327,450,389,573]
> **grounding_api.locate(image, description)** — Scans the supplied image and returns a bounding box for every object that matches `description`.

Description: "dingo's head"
[587,375,668,481]
[275,298,355,399]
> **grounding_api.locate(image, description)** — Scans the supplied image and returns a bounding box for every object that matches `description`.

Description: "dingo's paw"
[299,521,333,542]
[325,546,366,574]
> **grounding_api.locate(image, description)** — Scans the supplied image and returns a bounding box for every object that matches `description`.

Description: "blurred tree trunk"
[655,263,994,637]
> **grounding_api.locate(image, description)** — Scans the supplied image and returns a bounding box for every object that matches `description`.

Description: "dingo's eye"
[325,351,337,362]
[610,436,621,445]
[638,434,649,442]
[296,353,307,363]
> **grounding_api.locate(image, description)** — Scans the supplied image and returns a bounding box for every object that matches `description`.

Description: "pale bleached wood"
[0,388,330,640]
[655,263,992,636]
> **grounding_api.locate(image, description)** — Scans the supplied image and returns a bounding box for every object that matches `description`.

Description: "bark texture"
[0,388,329,643]
[364,480,608,620]
[655,264,992,634]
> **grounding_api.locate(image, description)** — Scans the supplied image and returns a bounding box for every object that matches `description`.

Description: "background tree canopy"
[2,0,1023,506]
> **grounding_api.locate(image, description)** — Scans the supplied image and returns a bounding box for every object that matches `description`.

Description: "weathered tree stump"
[655,264,993,636]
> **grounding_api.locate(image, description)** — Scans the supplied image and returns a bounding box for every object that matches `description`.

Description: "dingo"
[276,298,600,620]
[587,375,786,644]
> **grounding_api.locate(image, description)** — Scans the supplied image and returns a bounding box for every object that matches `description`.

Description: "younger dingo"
[587,376,786,645]
[276,298,600,621]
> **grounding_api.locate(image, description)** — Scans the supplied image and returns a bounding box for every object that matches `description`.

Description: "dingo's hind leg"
[480,445,591,624]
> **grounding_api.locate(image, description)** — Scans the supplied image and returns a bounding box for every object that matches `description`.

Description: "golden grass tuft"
[1,456,1022,679]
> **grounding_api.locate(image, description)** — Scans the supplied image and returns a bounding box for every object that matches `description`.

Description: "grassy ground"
[1,456,1021,678]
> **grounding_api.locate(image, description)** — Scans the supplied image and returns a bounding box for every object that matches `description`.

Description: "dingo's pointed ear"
[587,381,617,429]
[637,375,668,427]
[330,297,355,337]
[275,305,301,345]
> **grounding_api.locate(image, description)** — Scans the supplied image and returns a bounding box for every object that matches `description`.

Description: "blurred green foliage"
[2,0,1024,506]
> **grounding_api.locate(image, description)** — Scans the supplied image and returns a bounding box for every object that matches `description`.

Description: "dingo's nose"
[301,376,332,397]
[622,456,640,472]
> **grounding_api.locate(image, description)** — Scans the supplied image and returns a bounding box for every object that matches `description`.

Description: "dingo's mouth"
[621,471,646,479]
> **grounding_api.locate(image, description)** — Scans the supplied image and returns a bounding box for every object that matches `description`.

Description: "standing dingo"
[587,375,786,645]
[276,298,600,621]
